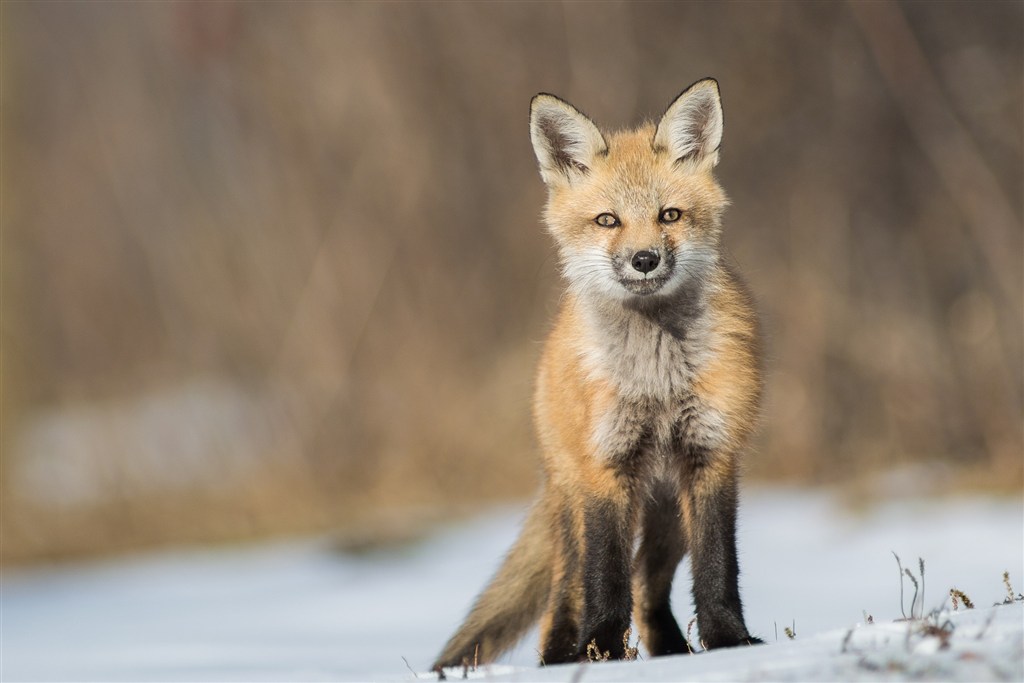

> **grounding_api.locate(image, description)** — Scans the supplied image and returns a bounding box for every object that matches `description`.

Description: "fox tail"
[433,498,554,670]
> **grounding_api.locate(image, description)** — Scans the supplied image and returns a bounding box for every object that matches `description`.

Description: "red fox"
[434,79,762,670]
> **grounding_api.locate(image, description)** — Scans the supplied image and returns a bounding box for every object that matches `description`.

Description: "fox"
[434,78,763,671]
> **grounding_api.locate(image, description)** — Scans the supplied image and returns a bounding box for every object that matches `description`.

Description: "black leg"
[682,452,758,650]
[575,498,636,660]
[633,480,690,656]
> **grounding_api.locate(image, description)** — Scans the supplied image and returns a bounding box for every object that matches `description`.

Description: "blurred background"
[3,1,1021,566]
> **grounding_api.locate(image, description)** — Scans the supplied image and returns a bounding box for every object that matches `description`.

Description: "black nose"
[631,250,660,274]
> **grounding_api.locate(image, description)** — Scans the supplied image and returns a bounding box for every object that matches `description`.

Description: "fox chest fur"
[536,277,753,490]
[581,293,725,459]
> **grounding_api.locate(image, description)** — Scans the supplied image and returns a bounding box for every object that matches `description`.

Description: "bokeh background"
[3,1,1021,565]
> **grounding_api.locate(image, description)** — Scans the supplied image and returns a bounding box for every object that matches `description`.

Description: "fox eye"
[659,207,682,223]
[594,213,620,228]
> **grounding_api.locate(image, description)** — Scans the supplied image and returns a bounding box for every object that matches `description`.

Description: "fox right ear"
[654,78,724,167]
[530,94,607,185]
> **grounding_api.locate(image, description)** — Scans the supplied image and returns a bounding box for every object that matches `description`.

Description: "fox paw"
[702,633,763,650]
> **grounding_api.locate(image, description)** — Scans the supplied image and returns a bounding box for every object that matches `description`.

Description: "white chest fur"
[578,297,729,462]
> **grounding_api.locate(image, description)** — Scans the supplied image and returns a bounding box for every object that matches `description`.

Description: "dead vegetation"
[838,564,1018,673]
[2,1,1021,563]
[998,571,1024,606]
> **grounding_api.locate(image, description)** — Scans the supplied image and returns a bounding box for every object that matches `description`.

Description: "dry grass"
[2,1,1021,563]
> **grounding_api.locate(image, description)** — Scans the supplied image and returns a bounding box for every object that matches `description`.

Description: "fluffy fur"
[435,79,762,671]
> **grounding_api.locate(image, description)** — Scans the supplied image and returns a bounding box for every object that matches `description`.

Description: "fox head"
[530,79,728,301]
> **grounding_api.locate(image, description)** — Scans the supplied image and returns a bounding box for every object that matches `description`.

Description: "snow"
[459,606,1022,682]
[2,489,1022,682]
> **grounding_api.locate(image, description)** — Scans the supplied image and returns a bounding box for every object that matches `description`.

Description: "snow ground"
[463,604,1023,682]
[2,488,1022,682]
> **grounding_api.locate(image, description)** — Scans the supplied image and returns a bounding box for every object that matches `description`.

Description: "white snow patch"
[438,605,1022,682]
[2,489,1021,681]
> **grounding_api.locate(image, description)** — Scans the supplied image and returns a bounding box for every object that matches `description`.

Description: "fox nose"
[631,250,660,274]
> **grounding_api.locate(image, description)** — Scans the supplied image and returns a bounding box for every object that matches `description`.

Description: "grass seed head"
[949,587,974,610]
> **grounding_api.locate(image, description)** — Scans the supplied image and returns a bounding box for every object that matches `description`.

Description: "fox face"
[530,80,728,301]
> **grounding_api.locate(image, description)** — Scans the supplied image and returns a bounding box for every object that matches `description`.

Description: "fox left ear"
[653,78,724,167]
[530,93,607,185]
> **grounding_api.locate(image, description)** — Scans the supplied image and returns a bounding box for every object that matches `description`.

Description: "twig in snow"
[904,568,920,619]
[402,656,420,679]
[892,551,907,620]
[840,628,854,654]
[919,558,926,616]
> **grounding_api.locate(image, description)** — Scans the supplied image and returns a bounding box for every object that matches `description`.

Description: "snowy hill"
[3,489,1022,681]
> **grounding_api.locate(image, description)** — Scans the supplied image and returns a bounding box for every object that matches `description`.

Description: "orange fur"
[435,80,762,671]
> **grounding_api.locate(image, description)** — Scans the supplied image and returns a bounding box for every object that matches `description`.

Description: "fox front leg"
[680,450,760,650]
[575,495,638,660]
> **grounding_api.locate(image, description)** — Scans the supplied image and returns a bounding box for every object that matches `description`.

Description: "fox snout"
[611,246,676,296]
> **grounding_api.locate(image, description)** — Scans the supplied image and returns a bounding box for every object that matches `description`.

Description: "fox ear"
[654,78,724,167]
[530,94,607,185]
